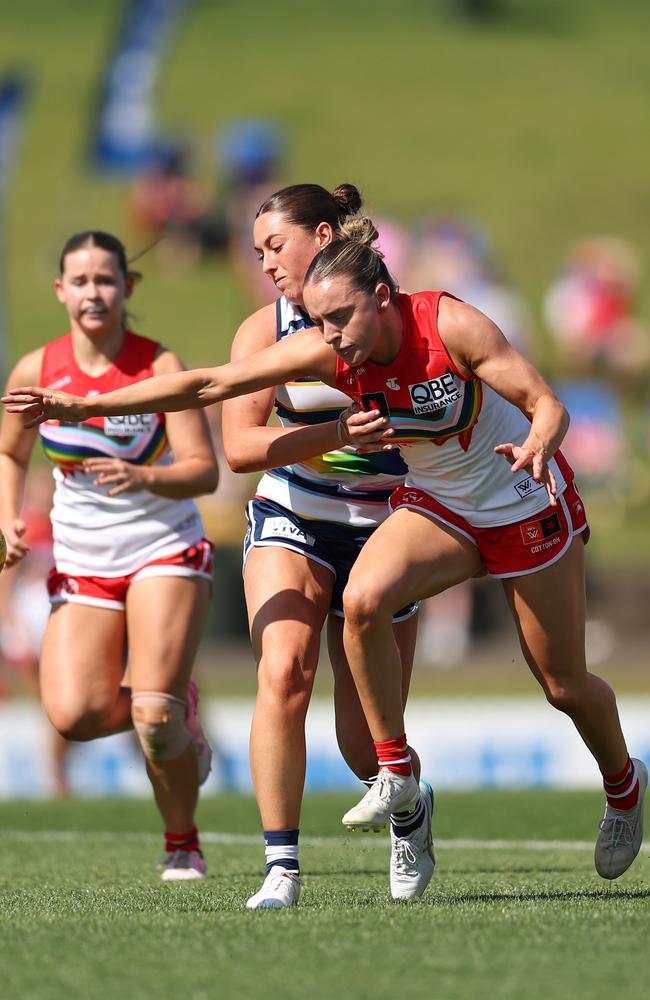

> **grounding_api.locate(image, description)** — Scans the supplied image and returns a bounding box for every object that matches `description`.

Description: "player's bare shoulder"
[152,345,188,375]
[231,302,277,360]
[438,293,505,374]
[5,346,45,388]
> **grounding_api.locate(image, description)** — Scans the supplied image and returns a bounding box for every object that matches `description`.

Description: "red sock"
[602,756,639,810]
[165,826,201,854]
[374,735,412,776]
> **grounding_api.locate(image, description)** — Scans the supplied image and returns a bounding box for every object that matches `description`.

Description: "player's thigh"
[40,601,126,717]
[345,508,482,614]
[501,537,587,685]
[244,544,333,673]
[126,575,211,696]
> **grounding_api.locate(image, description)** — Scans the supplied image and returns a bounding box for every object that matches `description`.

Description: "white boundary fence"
[1,696,650,798]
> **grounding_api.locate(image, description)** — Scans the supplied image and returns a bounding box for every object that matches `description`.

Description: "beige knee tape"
[131,692,191,762]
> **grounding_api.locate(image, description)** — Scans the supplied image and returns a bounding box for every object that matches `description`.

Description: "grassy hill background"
[3,0,650,360]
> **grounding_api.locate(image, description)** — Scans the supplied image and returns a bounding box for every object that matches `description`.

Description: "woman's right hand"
[2,387,88,427]
[1,518,30,569]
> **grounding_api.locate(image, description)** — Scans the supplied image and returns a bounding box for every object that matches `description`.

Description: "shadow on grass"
[440,887,650,905]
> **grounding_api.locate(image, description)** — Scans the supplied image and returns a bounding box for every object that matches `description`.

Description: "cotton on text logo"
[408,372,460,415]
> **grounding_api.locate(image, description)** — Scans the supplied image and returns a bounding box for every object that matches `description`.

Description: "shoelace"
[392,839,418,875]
[266,871,302,891]
[371,771,401,804]
[599,815,634,847]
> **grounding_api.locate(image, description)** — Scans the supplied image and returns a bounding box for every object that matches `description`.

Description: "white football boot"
[595,758,648,879]
[246,866,303,909]
[390,780,435,901]
[160,849,206,881]
[342,769,420,831]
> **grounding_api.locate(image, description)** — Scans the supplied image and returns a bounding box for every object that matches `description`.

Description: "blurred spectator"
[127,138,221,269]
[409,213,534,355]
[543,237,649,392]
[553,379,627,492]
[215,119,286,307]
[374,215,413,285]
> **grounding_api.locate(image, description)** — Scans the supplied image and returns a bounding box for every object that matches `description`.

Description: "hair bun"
[331,183,362,217]
[337,214,381,252]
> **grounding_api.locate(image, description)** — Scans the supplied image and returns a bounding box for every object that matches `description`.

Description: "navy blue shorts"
[244,497,418,620]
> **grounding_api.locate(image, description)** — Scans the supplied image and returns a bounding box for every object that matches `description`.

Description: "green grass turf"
[1,792,648,999]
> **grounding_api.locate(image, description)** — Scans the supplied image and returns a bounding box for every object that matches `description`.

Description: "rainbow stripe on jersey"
[253,296,407,527]
[40,414,168,475]
[38,331,204,577]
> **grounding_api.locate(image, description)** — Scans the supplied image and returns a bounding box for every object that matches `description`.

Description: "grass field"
[2,792,649,999]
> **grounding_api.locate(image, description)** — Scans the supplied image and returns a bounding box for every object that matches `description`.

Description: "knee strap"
[131,691,191,761]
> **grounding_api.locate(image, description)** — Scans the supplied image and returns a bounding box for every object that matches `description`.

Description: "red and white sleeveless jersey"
[335,291,568,528]
[39,331,204,575]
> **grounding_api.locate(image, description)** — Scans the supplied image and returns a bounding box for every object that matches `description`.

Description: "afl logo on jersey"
[408,372,461,415]
[104,414,156,438]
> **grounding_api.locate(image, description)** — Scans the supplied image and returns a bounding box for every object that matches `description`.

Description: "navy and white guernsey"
[253,297,408,527]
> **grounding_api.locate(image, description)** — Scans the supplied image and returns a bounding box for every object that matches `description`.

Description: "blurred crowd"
[2,117,649,742]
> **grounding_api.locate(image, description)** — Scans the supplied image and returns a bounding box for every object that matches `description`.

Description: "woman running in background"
[0,230,219,880]
[10,208,647,887]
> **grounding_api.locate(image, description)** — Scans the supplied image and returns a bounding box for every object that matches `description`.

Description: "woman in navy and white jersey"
[220,184,431,908]
[0,231,219,880]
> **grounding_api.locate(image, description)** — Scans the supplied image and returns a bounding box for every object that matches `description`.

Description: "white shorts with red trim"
[47,539,214,611]
[389,481,589,578]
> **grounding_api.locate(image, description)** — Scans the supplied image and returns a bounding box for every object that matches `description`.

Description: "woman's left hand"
[494,440,558,505]
[82,457,152,496]
[338,403,397,452]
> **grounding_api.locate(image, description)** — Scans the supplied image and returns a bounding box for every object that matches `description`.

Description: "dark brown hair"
[256,182,362,234]
[59,230,141,282]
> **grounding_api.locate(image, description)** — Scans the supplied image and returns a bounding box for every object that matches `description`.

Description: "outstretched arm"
[222,308,395,473]
[3,328,337,426]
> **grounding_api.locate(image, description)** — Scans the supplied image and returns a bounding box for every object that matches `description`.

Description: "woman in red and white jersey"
[6,213,646,886]
[0,231,219,880]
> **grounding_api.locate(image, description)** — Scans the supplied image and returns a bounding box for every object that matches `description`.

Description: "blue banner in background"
[0,70,30,383]
[0,72,29,193]
[91,0,195,175]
